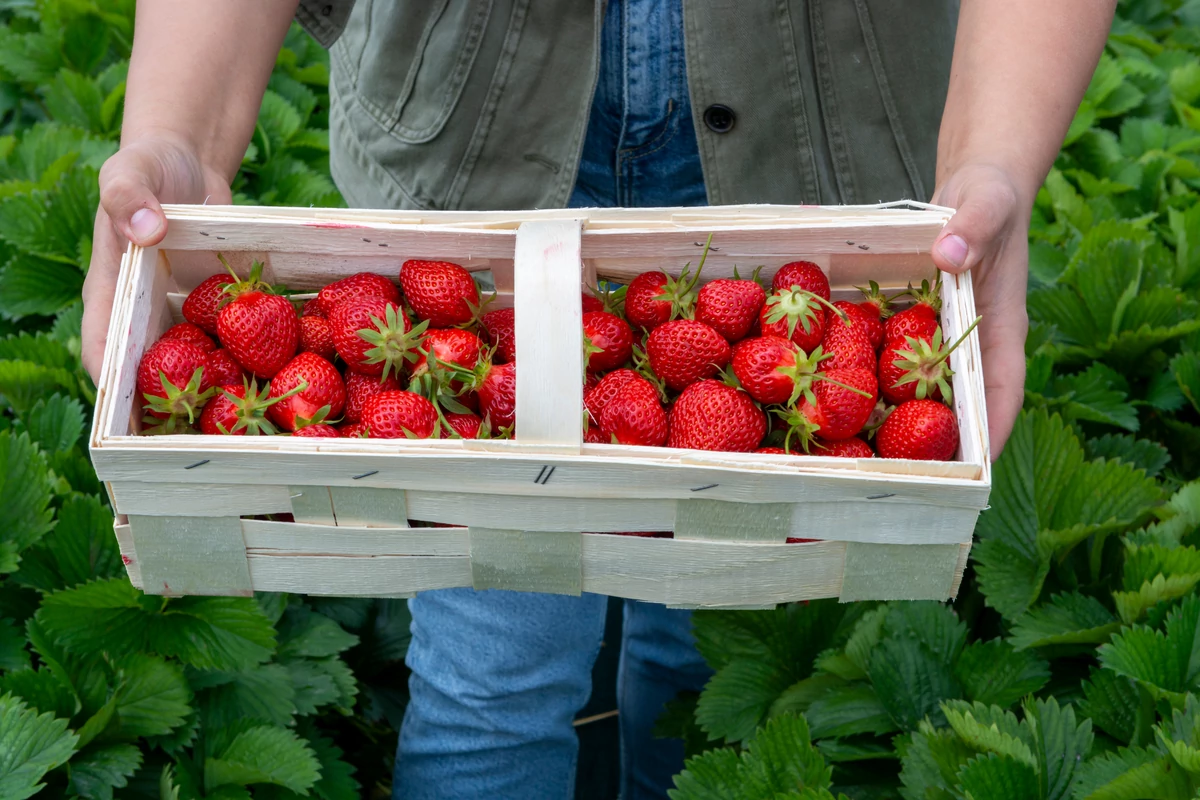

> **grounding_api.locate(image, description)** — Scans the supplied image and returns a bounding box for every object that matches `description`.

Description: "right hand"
[82,135,231,381]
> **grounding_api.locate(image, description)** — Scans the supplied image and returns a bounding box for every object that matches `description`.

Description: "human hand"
[929,163,1029,460]
[81,135,231,381]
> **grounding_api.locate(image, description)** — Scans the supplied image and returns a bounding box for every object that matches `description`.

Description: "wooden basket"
[90,202,990,609]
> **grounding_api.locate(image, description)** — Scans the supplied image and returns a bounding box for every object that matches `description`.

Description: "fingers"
[930,166,1020,275]
[978,313,1028,460]
[98,146,169,247]
[81,209,125,382]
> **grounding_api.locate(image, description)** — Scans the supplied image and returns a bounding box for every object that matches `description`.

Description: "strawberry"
[200,378,303,435]
[215,258,299,379]
[339,421,371,438]
[161,322,216,353]
[584,372,600,394]
[299,315,337,361]
[599,379,668,447]
[411,328,485,384]
[792,367,878,442]
[584,369,646,425]
[440,412,485,439]
[329,296,426,379]
[622,245,707,331]
[302,298,326,318]
[831,301,884,353]
[267,353,347,431]
[315,272,400,316]
[201,349,245,392]
[759,289,826,353]
[885,275,942,343]
[476,361,516,432]
[876,399,958,461]
[879,319,979,405]
[771,261,830,301]
[400,259,479,327]
[646,320,731,391]
[480,307,516,363]
[344,371,403,424]
[667,380,766,452]
[583,311,634,373]
[182,274,235,334]
[581,292,606,314]
[584,425,609,444]
[695,273,766,343]
[814,437,874,458]
[293,423,340,438]
[755,446,788,454]
[137,340,212,424]
[819,315,876,371]
[361,390,438,439]
[730,336,824,406]
[854,280,893,349]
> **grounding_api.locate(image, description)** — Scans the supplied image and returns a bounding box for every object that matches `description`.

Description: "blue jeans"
[394,1,709,797]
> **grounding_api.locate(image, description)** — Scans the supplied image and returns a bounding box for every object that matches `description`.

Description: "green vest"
[297,0,958,211]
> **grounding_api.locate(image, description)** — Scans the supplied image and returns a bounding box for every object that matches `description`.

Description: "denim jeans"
[393,1,710,798]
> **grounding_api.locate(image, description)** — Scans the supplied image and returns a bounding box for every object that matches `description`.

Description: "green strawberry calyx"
[143,366,215,425]
[215,377,307,436]
[357,305,429,381]
[887,315,981,403]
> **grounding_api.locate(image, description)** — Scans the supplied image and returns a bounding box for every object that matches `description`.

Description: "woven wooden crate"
[90,202,990,609]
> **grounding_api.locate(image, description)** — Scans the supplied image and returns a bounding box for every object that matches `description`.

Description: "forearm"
[936,0,1116,204]
[124,0,300,182]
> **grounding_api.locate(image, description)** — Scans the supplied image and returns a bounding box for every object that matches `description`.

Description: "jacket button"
[703,104,736,133]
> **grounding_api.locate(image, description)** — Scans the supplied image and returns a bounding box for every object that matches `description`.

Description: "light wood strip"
[241,519,467,556]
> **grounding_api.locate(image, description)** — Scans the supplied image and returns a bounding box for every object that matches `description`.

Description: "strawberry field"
[2,1,1200,798]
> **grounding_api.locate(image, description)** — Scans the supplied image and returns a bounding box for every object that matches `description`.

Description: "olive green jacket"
[297,0,958,211]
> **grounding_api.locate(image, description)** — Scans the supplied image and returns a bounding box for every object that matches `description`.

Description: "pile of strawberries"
[136,247,971,461]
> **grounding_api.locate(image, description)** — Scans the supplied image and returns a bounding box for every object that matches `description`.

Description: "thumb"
[930,173,1019,275]
[97,148,168,247]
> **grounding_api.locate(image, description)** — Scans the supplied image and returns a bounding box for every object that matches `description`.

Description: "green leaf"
[0,692,79,800]
[17,493,121,593]
[695,658,795,743]
[869,636,961,731]
[0,430,54,563]
[956,753,1040,800]
[22,394,85,453]
[0,166,97,263]
[805,682,898,739]
[68,743,142,800]
[203,725,320,794]
[942,700,1035,766]
[1173,350,1200,414]
[1098,594,1200,702]
[0,254,84,320]
[0,669,75,720]
[194,663,296,729]
[1026,696,1093,800]
[1085,434,1170,478]
[1079,669,1143,745]
[955,639,1050,707]
[669,747,742,800]
[254,90,303,162]
[302,726,359,800]
[0,30,63,84]
[767,674,844,721]
[1154,694,1200,772]
[114,654,191,739]
[276,605,359,658]
[61,13,110,75]
[42,69,104,133]
[1042,363,1140,431]
[1009,593,1122,650]
[0,359,79,413]
[0,617,31,671]
[898,724,977,800]
[285,657,356,715]
[1072,746,1191,800]
[738,714,832,797]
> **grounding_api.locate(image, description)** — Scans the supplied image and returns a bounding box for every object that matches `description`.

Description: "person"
[79,1,1116,797]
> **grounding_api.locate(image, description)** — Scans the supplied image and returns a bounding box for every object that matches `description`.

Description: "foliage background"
[1,0,1199,799]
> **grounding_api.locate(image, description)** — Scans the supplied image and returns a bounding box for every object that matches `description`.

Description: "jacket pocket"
[336,0,494,144]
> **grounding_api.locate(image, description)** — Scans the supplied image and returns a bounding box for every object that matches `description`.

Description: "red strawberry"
[440,412,485,439]
[772,261,830,301]
[299,316,337,361]
[315,272,400,316]
[476,361,516,432]
[599,379,668,447]
[885,276,942,343]
[199,379,303,435]
[361,390,438,439]
[582,292,606,314]
[480,307,516,363]
[731,336,823,406]
[646,320,731,391]
[400,260,479,327]
[161,322,216,353]
[215,258,299,379]
[814,437,875,458]
[876,399,958,461]
[293,423,339,438]
[760,290,826,353]
[755,447,788,454]
[695,275,766,343]
[339,421,371,438]
[583,311,634,373]
[879,319,978,405]
[201,349,245,392]
[793,367,879,441]
[667,380,766,452]
[137,340,212,424]
[584,369,645,425]
[584,373,600,394]
[302,298,326,318]
[329,296,425,379]
[412,328,485,382]
[855,280,893,350]
[623,261,703,331]
[832,301,884,353]
[343,371,402,424]
[267,353,347,431]
[584,425,609,444]
[182,274,235,334]
[820,315,876,371]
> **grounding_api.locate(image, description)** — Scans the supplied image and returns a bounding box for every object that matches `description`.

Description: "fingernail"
[937,234,968,268]
[130,208,161,242]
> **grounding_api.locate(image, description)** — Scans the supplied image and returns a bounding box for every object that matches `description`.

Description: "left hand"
[929,163,1029,460]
